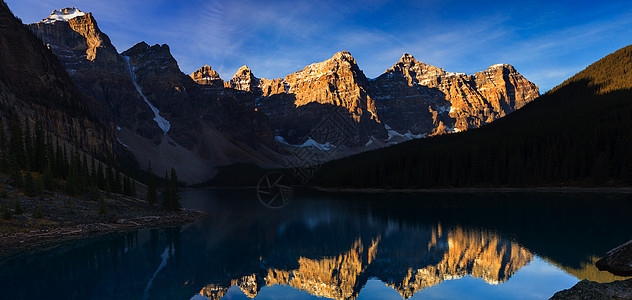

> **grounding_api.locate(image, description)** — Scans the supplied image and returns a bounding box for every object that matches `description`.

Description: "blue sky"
[6,0,632,91]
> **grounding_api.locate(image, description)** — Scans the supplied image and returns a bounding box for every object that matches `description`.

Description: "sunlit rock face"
[265,237,380,300]
[388,227,534,299]
[222,52,385,147]
[199,284,228,300]
[190,65,224,88]
[226,65,260,93]
[371,53,540,136]
[29,8,119,65]
[259,52,378,123]
[208,51,539,148]
[195,227,533,300]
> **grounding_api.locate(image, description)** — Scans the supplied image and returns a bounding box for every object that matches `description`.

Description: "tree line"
[0,112,181,210]
[144,162,181,211]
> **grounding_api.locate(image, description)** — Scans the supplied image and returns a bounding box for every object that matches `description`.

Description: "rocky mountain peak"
[124,42,163,56]
[388,54,446,78]
[29,8,118,64]
[484,63,517,73]
[191,65,222,86]
[331,51,355,62]
[40,7,86,24]
[226,65,259,92]
[235,65,253,76]
[254,50,381,144]
[314,51,362,72]
[133,41,149,49]
[371,54,539,137]
[122,42,179,72]
[121,42,181,78]
[398,52,416,64]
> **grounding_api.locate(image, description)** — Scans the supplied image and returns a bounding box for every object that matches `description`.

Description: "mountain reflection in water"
[199,227,533,300]
[0,189,630,300]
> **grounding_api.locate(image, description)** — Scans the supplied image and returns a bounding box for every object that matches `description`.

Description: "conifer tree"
[104,178,112,195]
[98,197,106,215]
[114,165,122,194]
[9,115,25,169]
[66,145,80,195]
[42,160,54,190]
[105,161,114,193]
[146,162,157,205]
[23,120,32,171]
[33,205,43,219]
[14,199,23,215]
[162,171,171,210]
[45,132,54,173]
[91,156,97,185]
[34,121,45,172]
[123,174,131,196]
[96,162,105,190]
[8,156,22,188]
[24,172,38,197]
[89,182,101,202]
[61,144,68,178]
[170,168,182,211]
[2,203,10,220]
[131,178,137,198]
[55,140,64,178]
[82,153,90,188]
[0,120,7,172]
[65,167,76,195]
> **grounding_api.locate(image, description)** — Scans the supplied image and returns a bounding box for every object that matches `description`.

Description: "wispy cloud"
[5,0,632,90]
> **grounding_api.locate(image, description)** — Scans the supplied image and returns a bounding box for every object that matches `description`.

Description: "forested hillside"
[314,45,632,188]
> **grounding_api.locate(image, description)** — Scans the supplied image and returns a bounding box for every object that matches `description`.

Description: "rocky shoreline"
[0,181,207,258]
[0,208,206,258]
[596,239,632,276]
[550,239,632,299]
[550,279,632,299]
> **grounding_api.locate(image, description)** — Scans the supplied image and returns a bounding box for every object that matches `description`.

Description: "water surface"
[1,189,630,299]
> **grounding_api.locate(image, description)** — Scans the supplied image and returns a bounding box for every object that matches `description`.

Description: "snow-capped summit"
[40,7,86,24]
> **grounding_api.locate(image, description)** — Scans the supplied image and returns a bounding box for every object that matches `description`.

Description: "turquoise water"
[1,189,630,299]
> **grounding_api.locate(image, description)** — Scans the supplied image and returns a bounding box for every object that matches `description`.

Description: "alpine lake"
[1,188,631,299]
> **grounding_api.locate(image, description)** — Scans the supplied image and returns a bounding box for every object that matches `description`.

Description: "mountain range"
[21,6,539,183]
[315,43,632,188]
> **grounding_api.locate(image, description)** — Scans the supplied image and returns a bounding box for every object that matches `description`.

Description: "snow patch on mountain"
[275,135,335,151]
[275,135,291,145]
[385,124,426,142]
[123,56,171,135]
[41,8,86,24]
[300,138,335,151]
[490,63,508,69]
[117,138,129,148]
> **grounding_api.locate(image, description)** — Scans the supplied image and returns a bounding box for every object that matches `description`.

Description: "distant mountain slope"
[315,44,632,188]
